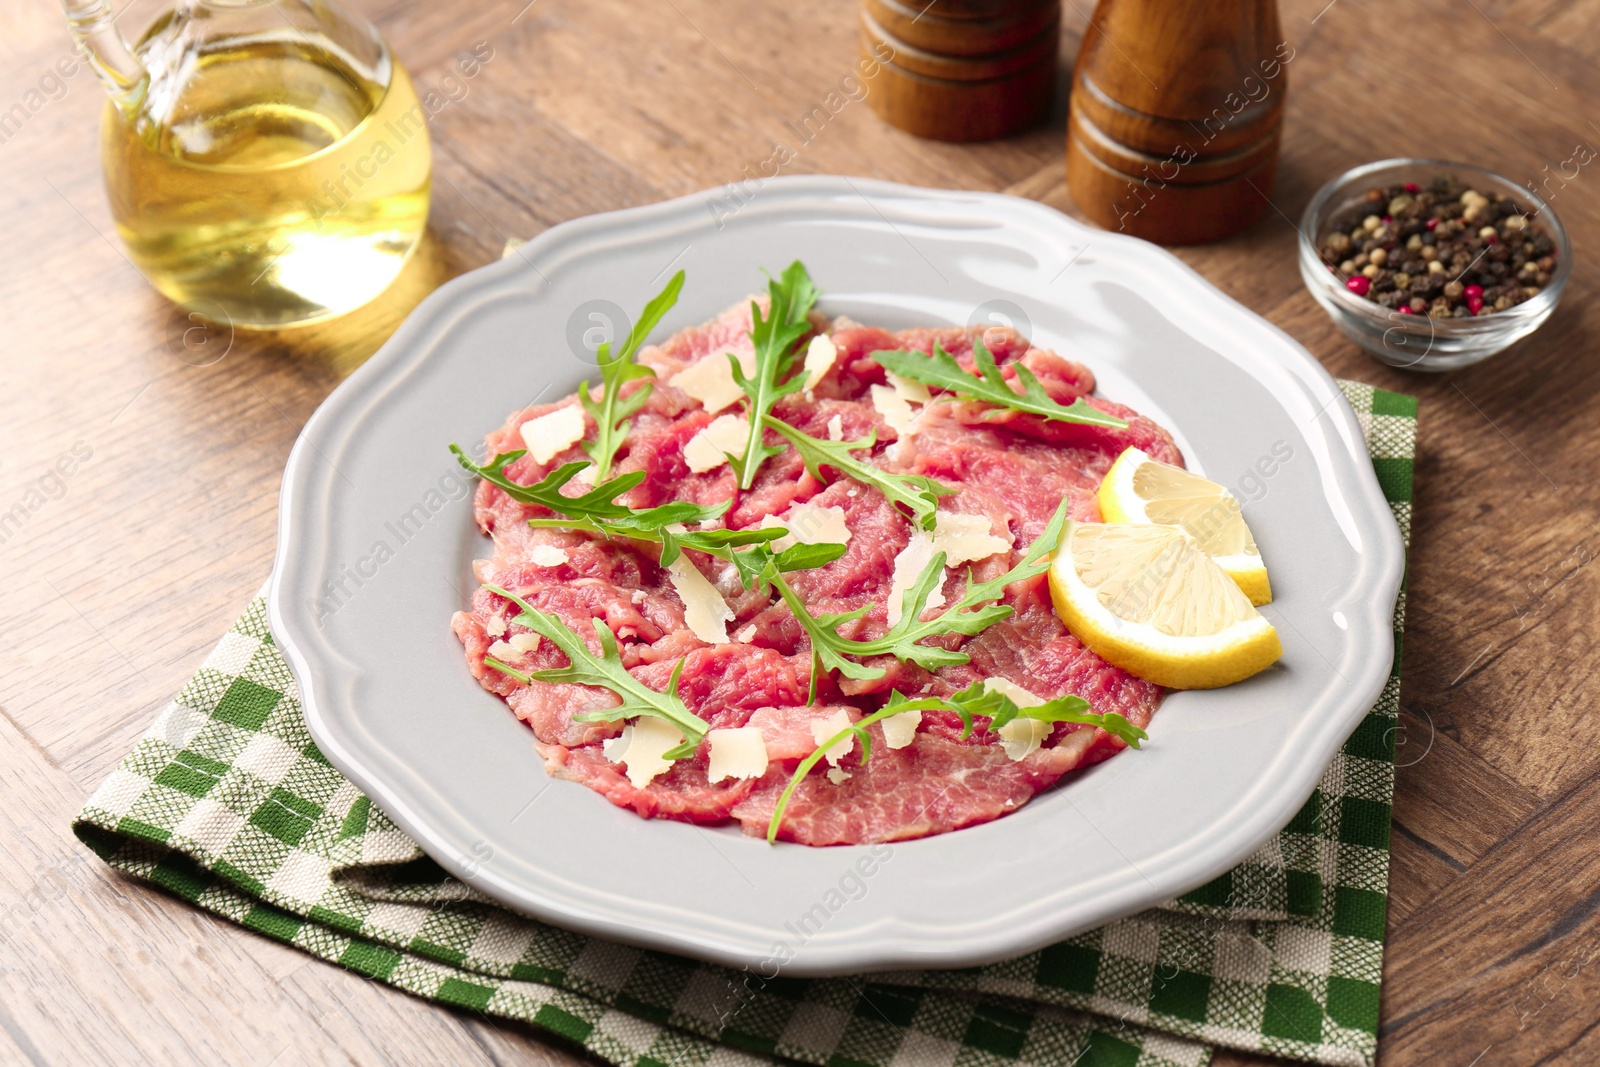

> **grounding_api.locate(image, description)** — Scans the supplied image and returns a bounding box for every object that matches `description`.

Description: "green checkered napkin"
[74,382,1416,1067]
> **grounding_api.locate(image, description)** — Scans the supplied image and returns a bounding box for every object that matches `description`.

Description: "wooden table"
[2,0,1596,1062]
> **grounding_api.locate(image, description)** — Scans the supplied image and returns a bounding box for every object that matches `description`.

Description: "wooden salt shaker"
[861,0,1061,143]
[1065,0,1290,244]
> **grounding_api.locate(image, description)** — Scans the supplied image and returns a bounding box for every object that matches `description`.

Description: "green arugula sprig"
[782,498,1071,688]
[766,680,1146,841]
[728,261,820,490]
[581,270,686,479]
[449,450,735,535]
[482,583,705,759]
[761,416,953,532]
[872,336,1129,430]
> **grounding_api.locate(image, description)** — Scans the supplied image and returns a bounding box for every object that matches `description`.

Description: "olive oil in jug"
[68,0,432,328]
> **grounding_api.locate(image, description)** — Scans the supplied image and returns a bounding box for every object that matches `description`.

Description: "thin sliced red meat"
[456,304,1174,845]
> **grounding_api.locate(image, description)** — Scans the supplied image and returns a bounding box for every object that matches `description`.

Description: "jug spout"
[60,0,148,116]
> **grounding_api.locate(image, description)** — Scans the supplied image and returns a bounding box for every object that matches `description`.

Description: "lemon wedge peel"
[1097,447,1272,605]
[1048,521,1282,690]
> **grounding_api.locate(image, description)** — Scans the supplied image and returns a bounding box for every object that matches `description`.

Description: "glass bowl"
[1298,158,1570,371]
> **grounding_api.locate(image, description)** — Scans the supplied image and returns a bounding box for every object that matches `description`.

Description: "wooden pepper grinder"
[861,0,1062,142]
[1065,0,1290,244]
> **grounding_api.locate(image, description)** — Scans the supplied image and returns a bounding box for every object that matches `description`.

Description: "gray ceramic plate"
[269,177,1404,976]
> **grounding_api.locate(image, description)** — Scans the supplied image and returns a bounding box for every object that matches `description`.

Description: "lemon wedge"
[1098,447,1272,605]
[1048,521,1282,689]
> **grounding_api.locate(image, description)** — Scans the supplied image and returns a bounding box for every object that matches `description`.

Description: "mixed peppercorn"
[1317,175,1557,318]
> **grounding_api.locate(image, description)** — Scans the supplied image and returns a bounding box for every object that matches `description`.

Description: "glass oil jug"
[63,0,432,328]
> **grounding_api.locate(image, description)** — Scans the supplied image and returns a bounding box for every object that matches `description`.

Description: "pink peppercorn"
[1346,276,1371,297]
[1426,218,1440,230]
[1464,284,1484,299]
[1398,306,1414,315]
[1404,182,1421,193]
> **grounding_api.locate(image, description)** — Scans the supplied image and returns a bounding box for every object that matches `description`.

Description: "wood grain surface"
[2,0,1598,1063]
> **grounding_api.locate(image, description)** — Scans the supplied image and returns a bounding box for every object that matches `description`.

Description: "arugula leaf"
[451,449,643,519]
[872,336,1128,430]
[454,448,743,549]
[728,261,819,490]
[761,416,953,532]
[911,679,1145,747]
[797,498,1071,674]
[483,583,705,759]
[580,270,686,479]
[765,680,1145,842]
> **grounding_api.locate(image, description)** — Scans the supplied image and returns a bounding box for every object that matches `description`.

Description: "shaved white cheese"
[879,710,922,750]
[810,708,856,766]
[518,405,586,464]
[528,545,569,567]
[984,676,1049,707]
[870,383,918,438]
[508,632,541,653]
[601,727,630,763]
[683,414,748,473]
[886,531,945,626]
[570,464,597,486]
[706,727,769,783]
[932,512,1011,566]
[668,556,733,643]
[669,350,757,413]
[486,640,519,661]
[631,589,648,605]
[802,334,838,389]
[886,371,932,404]
[603,718,684,788]
[735,623,757,643]
[826,413,844,441]
[759,501,852,553]
[484,615,508,638]
[997,718,1051,761]
[826,767,852,785]
[984,678,1052,762]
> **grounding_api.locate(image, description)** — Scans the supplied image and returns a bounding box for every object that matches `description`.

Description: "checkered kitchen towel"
[74,382,1417,1067]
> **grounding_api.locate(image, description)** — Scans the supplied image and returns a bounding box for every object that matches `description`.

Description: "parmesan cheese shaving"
[486,640,519,661]
[984,678,1052,762]
[518,405,586,464]
[570,464,597,486]
[527,545,569,567]
[810,708,856,766]
[484,615,508,638]
[879,710,921,750]
[667,556,733,643]
[735,624,757,643]
[802,334,838,389]
[826,413,844,441]
[706,727,769,783]
[682,414,748,473]
[668,349,757,413]
[997,718,1051,762]
[870,383,918,438]
[508,632,541,653]
[601,727,630,763]
[886,371,932,405]
[759,501,852,553]
[603,718,684,789]
[932,512,1011,566]
[886,531,945,626]
[984,676,1049,707]
[826,767,852,785]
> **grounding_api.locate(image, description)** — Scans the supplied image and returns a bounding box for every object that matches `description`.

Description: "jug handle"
[60,0,149,118]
